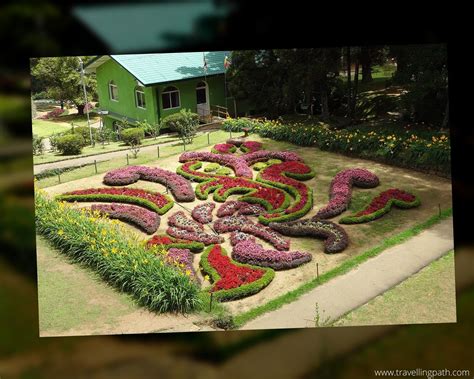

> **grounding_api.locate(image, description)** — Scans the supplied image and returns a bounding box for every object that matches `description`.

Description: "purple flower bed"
[270,218,349,254]
[103,165,195,202]
[229,231,256,246]
[242,150,302,165]
[213,215,290,251]
[165,248,199,282]
[232,240,312,270]
[179,152,252,178]
[315,168,380,219]
[217,201,266,218]
[168,211,203,232]
[167,226,224,245]
[191,202,215,224]
[90,203,160,234]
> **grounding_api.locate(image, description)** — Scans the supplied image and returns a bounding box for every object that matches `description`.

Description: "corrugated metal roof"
[106,51,229,85]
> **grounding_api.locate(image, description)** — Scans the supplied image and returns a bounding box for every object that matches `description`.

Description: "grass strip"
[232,208,453,328]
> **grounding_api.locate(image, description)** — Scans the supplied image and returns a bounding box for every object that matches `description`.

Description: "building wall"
[96,59,159,129]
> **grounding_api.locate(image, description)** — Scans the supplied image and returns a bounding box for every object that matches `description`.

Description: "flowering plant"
[57,187,174,214]
[240,141,263,153]
[167,226,224,245]
[165,248,199,282]
[179,151,252,178]
[168,211,204,232]
[103,165,194,202]
[217,201,265,218]
[229,231,256,246]
[340,188,420,224]
[315,168,379,219]
[211,143,237,154]
[242,150,302,165]
[146,234,204,252]
[90,203,160,234]
[191,202,215,224]
[232,240,312,270]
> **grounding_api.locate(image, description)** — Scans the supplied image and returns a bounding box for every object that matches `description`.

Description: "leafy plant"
[56,133,85,155]
[120,127,145,146]
[32,134,44,155]
[162,109,199,144]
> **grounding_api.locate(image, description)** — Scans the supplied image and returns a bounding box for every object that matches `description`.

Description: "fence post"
[94,159,98,174]
[230,130,232,139]
[207,132,210,145]
[126,153,129,165]
[183,139,186,151]
[157,145,160,158]
[58,172,61,183]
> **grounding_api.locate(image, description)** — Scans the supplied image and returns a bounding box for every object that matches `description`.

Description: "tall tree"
[31,56,97,115]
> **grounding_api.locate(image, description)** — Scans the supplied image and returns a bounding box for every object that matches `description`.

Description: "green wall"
[96,59,227,130]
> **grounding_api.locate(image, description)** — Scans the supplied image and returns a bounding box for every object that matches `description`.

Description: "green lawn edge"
[232,207,453,328]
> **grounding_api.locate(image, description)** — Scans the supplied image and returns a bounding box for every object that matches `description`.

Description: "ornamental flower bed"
[179,151,252,178]
[256,161,315,223]
[191,202,215,224]
[270,218,349,254]
[226,138,245,146]
[164,248,199,283]
[168,211,204,232]
[57,187,174,215]
[211,143,237,154]
[242,150,302,166]
[103,166,195,202]
[200,244,275,301]
[229,231,256,246]
[90,203,160,234]
[217,201,265,218]
[213,215,290,251]
[232,240,312,270]
[339,188,421,224]
[240,141,263,153]
[315,168,380,219]
[167,226,224,245]
[146,234,204,253]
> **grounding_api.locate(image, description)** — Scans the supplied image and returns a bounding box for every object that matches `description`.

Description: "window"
[196,81,207,104]
[161,86,180,109]
[135,87,146,109]
[109,81,118,101]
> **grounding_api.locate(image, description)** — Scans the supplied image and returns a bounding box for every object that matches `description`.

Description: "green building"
[85,51,230,131]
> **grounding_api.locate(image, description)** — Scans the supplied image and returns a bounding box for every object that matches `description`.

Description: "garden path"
[242,216,454,330]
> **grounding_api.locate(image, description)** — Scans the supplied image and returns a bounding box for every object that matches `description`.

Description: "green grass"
[36,130,242,188]
[233,208,453,328]
[331,250,456,326]
[32,119,71,138]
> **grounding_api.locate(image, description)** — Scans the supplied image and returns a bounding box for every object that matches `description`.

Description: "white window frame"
[109,81,119,102]
[161,86,181,110]
[135,87,146,109]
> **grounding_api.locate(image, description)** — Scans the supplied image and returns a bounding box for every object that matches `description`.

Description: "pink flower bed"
[90,203,160,234]
[240,141,263,153]
[179,152,252,178]
[168,211,203,232]
[217,201,266,217]
[232,240,312,270]
[242,150,302,165]
[315,168,380,219]
[103,165,195,202]
[191,202,215,224]
[213,215,290,250]
[229,231,256,246]
[212,143,237,154]
[167,226,224,245]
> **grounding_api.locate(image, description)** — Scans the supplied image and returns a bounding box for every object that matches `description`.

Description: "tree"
[31,56,97,115]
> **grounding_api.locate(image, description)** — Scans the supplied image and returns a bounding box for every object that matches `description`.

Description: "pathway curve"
[242,216,454,330]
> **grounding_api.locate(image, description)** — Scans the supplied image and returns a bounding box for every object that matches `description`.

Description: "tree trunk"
[350,58,360,121]
[76,104,85,115]
[320,82,329,121]
[360,47,373,83]
[346,47,352,118]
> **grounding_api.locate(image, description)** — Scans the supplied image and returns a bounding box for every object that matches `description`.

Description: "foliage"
[31,57,97,115]
[120,127,145,146]
[34,190,200,313]
[67,125,96,146]
[32,134,44,155]
[161,109,199,144]
[136,120,160,138]
[146,234,205,253]
[56,133,84,155]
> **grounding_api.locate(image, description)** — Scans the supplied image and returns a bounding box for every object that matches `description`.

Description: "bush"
[56,133,84,155]
[32,134,44,155]
[35,190,200,313]
[161,109,199,143]
[121,127,145,145]
[222,117,258,132]
[68,125,96,146]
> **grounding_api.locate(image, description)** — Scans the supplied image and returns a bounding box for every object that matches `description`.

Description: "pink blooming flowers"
[232,240,312,270]
[191,202,215,224]
[242,150,302,165]
[103,165,195,202]
[167,226,224,245]
[179,152,252,178]
[315,168,380,219]
[90,203,160,234]
[240,141,263,153]
[211,143,237,154]
[165,248,199,282]
[217,201,266,218]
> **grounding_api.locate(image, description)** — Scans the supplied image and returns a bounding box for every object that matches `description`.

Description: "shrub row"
[35,190,200,313]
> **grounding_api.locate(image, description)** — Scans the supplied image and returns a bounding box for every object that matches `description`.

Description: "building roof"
[85,51,230,86]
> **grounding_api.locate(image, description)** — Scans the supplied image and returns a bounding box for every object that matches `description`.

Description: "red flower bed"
[57,187,174,214]
[206,245,265,291]
[146,234,204,252]
[240,141,263,153]
[211,143,237,154]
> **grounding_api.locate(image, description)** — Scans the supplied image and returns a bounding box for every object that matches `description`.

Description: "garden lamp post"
[78,57,93,146]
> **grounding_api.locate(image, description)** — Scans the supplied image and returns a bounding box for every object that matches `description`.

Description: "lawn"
[332,251,456,327]
[32,119,71,138]
[36,133,453,334]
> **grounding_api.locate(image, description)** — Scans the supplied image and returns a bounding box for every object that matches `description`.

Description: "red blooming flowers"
[103,165,195,202]
[315,168,380,219]
[240,141,263,153]
[211,143,237,154]
[340,188,420,224]
[57,187,174,214]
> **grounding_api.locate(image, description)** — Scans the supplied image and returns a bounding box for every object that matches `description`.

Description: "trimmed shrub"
[33,134,44,155]
[56,133,84,155]
[162,109,199,143]
[68,125,96,145]
[121,127,145,145]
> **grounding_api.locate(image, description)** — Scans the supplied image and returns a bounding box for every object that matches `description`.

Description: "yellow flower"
[204,275,210,281]
[111,247,118,254]
[185,270,191,276]
[57,229,64,236]
[427,144,432,147]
